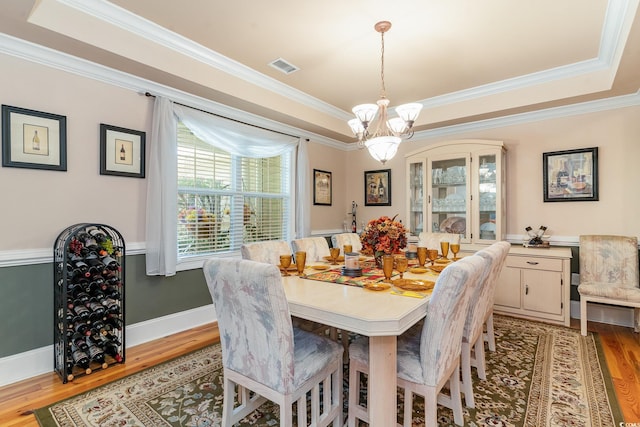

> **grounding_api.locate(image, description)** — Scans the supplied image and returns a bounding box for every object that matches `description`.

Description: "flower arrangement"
[360,215,408,263]
[178,206,217,239]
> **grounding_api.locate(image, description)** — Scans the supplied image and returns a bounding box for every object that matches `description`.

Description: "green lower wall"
[0,254,211,358]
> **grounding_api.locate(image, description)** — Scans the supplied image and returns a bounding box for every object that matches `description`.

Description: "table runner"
[304,266,395,287]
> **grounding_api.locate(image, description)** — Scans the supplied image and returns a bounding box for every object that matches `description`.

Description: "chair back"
[465,241,510,339]
[419,254,484,385]
[331,233,363,252]
[240,240,292,265]
[579,235,639,288]
[203,258,295,393]
[418,232,453,250]
[291,236,331,262]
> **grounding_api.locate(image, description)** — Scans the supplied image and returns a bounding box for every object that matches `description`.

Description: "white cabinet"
[405,139,506,244]
[494,246,572,326]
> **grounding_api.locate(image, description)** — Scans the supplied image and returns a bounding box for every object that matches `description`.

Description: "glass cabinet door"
[407,160,424,235]
[429,155,468,239]
[477,153,497,241]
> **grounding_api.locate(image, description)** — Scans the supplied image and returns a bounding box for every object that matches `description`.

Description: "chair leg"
[347,362,361,427]
[474,337,487,381]
[403,387,413,427]
[580,298,588,336]
[634,307,640,333]
[484,312,496,352]
[422,388,438,427]
[460,342,475,408]
[449,364,464,426]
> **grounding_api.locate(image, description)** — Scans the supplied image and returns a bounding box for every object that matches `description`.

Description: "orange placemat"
[304,267,396,288]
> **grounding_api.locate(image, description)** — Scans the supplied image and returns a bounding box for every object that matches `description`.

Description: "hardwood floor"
[0,320,638,426]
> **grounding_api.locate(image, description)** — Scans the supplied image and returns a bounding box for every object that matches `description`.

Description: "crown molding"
[44,0,637,119]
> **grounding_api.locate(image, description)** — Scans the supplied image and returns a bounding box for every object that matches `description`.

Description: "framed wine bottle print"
[100,124,146,178]
[364,169,391,206]
[543,147,598,202]
[1,104,67,171]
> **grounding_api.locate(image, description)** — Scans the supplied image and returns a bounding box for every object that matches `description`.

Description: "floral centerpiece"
[360,215,408,267]
[178,206,217,239]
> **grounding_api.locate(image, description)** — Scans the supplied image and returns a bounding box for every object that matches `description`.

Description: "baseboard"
[569,300,635,328]
[0,304,216,388]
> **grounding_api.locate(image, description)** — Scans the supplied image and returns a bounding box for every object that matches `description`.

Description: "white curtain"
[145,96,306,276]
[296,139,311,238]
[145,96,178,276]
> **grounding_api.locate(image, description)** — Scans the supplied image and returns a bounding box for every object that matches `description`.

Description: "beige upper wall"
[1,52,639,253]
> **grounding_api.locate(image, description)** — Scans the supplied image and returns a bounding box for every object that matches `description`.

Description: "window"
[177,122,291,260]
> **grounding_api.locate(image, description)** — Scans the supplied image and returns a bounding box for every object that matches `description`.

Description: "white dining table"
[282,267,433,427]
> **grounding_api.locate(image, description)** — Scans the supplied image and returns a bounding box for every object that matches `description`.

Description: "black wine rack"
[53,223,126,383]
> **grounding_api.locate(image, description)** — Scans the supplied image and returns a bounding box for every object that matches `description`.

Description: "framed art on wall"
[100,123,146,178]
[543,147,598,202]
[1,104,67,171]
[365,169,391,206]
[313,169,332,205]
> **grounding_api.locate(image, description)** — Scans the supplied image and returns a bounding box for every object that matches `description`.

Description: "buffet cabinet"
[493,246,572,326]
[405,139,506,244]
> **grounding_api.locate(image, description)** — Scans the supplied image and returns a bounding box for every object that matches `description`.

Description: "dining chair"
[418,232,453,250]
[347,254,485,427]
[203,258,344,427]
[578,235,640,336]
[460,241,510,408]
[240,240,292,265]
[330,233,363,253]
[291,236,331,262]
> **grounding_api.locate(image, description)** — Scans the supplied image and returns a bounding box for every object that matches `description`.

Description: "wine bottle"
[70,344,92,375]
[556,161,570,188]
[86,259,105,277]
[120,144,126,161]
[65,359,75,382]
[71,260,91,279]
[104,285,121,299]
[105,315,123,330]
[32,130,40,151]
[101,297,120,315]
[73,319,91,336]
[86,298,106,318]
[71,331,89,352]
[103,341,123,363]
[101,256,121,272]
[104,331,121,346]
[87,343,108,369]
[71,299,91,321]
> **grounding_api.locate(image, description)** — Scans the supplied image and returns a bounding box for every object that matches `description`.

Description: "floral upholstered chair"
[460,241,510,408]
[291,236,331,262]
[331,233,363,253]
[240,240,292,265]
[578,235,640,336]
[203,258,343,426]
[347,255,485,427]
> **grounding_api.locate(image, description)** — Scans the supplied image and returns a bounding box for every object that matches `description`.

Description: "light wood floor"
[0,319,638,426]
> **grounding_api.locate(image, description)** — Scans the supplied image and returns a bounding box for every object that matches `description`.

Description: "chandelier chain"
[380,30,386,99]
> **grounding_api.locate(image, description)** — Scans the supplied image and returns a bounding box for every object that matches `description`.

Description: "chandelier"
[348,21,423,164]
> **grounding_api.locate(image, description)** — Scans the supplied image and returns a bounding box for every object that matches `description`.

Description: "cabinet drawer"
[505,256,563,272]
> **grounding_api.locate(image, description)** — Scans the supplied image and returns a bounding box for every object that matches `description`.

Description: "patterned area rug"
[35,316,623,426]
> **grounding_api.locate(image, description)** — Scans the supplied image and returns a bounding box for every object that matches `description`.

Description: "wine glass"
[416,247,428,267]
[395,257,408,279]
[279,254,292,277]
[382,254,394,281]
[440,241,450,260]
[295,251,306,276]
[427,249,439,266]
[329,247,340,265]
[450,243,460,260]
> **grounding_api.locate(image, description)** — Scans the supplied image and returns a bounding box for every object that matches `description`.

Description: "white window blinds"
[177,123,291,259]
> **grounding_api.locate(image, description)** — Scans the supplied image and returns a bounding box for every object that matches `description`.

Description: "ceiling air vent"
[268,58,299,75]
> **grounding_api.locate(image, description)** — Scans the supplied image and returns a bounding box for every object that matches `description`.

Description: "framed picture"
[543,147,598,202]
[365,169,391,206]
[1,105,67,171]
[100,123,146,178]
[313,169,332,205]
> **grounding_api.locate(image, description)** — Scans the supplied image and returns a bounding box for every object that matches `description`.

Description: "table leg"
[368,335,397,427]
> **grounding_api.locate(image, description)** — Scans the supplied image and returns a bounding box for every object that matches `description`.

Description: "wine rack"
[53,223,126,383]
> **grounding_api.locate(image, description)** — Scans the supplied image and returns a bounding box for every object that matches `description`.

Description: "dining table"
[281,259,439,427]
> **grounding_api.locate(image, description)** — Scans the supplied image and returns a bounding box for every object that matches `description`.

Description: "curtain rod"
[144,92,300,139]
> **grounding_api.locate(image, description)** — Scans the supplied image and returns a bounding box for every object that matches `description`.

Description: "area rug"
[35,316,623,426]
